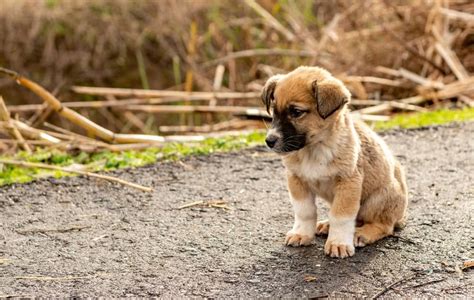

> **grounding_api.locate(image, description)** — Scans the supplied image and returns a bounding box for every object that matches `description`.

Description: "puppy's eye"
[288,106,306,118]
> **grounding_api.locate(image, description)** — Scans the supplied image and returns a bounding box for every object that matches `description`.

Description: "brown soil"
[0,123,473,298]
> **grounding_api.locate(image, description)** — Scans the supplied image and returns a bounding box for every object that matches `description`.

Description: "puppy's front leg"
[325,175,362,258]
[285,174,317,247]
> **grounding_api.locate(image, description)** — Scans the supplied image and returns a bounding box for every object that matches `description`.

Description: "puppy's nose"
[265,135,278,148]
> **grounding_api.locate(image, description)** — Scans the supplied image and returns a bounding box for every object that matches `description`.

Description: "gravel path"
[0,123,473,298]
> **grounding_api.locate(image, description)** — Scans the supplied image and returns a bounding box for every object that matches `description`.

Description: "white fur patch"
[288,195,317,237]
[289,143,338,181]
[327,213,356,246]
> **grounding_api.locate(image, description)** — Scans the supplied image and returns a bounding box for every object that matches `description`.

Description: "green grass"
[0,132,265,186]
[373,107,474,131]
[1,108,472,186]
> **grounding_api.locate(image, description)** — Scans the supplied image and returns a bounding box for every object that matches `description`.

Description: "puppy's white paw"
[285,220,316,247]
[285,231,314,246]
[324,238,355,258]
[315,220,329,235]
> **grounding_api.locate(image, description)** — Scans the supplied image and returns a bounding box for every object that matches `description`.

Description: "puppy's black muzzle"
[265,135,278,148]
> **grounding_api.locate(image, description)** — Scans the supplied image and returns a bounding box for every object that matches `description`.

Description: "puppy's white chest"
[285,146,338,181]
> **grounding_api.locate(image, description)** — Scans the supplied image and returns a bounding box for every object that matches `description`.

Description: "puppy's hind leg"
[285,174,317,247]
[355,177,407,247]
[354,222,394,247]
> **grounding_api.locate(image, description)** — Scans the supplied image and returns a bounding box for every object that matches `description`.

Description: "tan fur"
[262,66,408,258]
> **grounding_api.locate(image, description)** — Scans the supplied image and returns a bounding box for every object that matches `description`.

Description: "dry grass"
[1,1,470,92]
[0,0,472,134]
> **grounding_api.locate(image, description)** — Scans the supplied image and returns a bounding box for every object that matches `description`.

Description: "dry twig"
[178,199,230,210]
[371,273,420,299]
[0,96,31,152]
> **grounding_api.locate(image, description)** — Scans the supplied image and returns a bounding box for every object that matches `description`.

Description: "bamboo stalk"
[350,99,385,106]
[389,102,429,112]
[9,120,62,143]
[0,159,153,192]
[375,66,402,77]
[2,121,117,152]
[0,96,31,153]
[0,68,194,144]
[7,98,387,113]
[353,76,474,114]
[42,122,112,148]
[398,68,445,89]
[71,86,260,99]
[341,76,403,87]
[114,104,270,116]
[0,68,115,141]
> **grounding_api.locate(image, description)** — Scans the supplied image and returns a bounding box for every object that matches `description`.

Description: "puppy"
[262,66,408,258]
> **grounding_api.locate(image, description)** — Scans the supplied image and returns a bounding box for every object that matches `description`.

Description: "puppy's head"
[261,66,350,153]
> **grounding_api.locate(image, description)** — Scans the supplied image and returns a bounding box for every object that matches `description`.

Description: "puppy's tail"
[394,162,408,196]
[394,162,408,231]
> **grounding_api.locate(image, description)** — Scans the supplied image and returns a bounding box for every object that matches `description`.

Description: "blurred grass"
[1,108,473,186]
[374,107,474,130]
[0,132,265,185]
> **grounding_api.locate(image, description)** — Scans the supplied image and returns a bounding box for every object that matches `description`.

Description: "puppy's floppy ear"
[312,80,349,119]
[261,75,283,113]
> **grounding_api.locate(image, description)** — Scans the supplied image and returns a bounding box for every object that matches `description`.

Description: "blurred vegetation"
[2,0,471,99]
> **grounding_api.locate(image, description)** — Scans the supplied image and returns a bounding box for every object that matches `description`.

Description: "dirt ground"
[0,123,473,298]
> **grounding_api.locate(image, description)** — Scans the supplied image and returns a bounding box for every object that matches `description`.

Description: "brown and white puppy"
[262,66,408,258]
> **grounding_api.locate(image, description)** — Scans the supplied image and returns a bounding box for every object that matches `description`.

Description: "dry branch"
[72,86,260,100]
[371,273,420,299]
[0,158,153,192]
[434,42,469,81]
[4,120,61,144]
[7,98,391,114]
[0,68,208,144]
[398,68,445,89]
[341,76,403,87]
[115,105,269,117]
[0,96,31,152]
[353,76,474,114]
[178,199,230,210]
